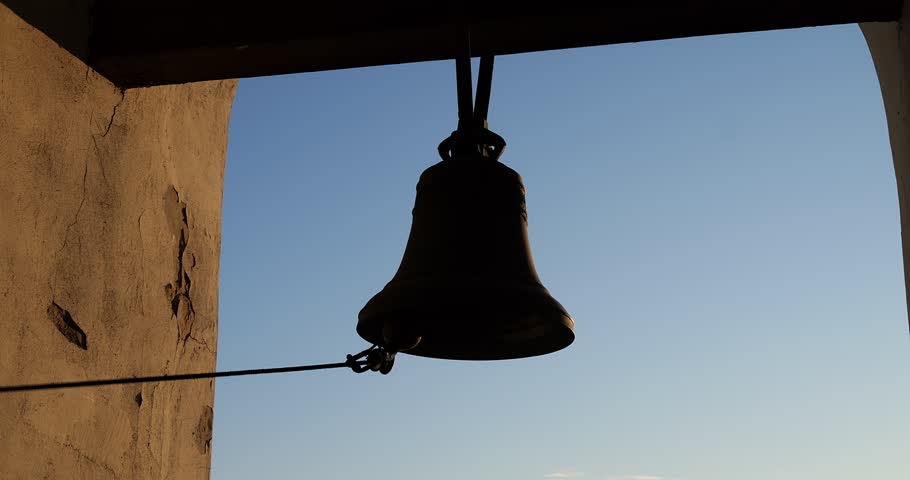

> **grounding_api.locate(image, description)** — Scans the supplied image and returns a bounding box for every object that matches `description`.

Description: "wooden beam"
[81,1,903,87]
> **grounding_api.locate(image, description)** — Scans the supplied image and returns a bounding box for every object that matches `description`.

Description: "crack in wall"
[101,90,124,138]
[62,439,118,477]
[58,158,88,257]
[22,425,119,477]
[184,333,213,354]
[163,186,195,345]
[50,153,88,302]
[89,136,109,185]
[52,90,121,282]
[136,210,146,316]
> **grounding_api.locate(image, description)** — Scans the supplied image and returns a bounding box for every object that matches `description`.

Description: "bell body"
[358,155,574,360]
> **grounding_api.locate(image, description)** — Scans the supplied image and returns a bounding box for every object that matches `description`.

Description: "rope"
[0,361,365,393]
[0,345,387,393]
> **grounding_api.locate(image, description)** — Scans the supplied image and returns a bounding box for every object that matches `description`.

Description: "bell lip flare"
[358,283,575,361]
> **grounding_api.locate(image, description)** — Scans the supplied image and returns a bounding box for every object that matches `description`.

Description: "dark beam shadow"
[1,0,91,61]
[2,1,904,89]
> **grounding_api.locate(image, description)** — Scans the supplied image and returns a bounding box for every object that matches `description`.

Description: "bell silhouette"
[357,130,574,360]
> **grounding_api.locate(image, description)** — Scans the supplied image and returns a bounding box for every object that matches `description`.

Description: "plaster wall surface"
[0,4,237,478]
[863,0,910,331]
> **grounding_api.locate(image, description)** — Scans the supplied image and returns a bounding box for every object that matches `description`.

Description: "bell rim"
[357,284,575,361]
[356,312,575,361]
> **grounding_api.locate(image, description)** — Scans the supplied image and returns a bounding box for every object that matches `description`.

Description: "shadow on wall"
[1,0,91,60]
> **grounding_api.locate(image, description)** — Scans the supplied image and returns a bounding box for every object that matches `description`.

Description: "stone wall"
[0,4,236,478]
[862,0,910,331]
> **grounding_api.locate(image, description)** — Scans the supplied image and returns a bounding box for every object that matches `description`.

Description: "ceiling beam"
[79,1,907,87]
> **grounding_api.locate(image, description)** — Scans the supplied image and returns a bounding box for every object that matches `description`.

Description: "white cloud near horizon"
[545,470,586,479]
[607,476,663,480]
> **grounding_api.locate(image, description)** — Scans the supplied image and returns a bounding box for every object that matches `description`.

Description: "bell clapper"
[382,318,423,352]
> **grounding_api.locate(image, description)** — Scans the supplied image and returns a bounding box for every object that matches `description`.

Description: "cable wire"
[0,345,395,393]
[0,361,366,393]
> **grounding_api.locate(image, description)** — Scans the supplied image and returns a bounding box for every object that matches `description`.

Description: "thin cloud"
[607,476,663,480]
[545,470,585,479]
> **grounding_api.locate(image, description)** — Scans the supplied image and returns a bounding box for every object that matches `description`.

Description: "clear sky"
[213,25,909,480]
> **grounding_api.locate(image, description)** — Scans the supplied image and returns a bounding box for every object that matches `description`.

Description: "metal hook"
[346,345,396,375]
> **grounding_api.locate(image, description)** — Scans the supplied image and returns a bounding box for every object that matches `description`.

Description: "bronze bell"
[357,128,575,360]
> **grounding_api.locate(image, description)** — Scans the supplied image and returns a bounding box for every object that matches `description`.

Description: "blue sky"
[214,24,909,480]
